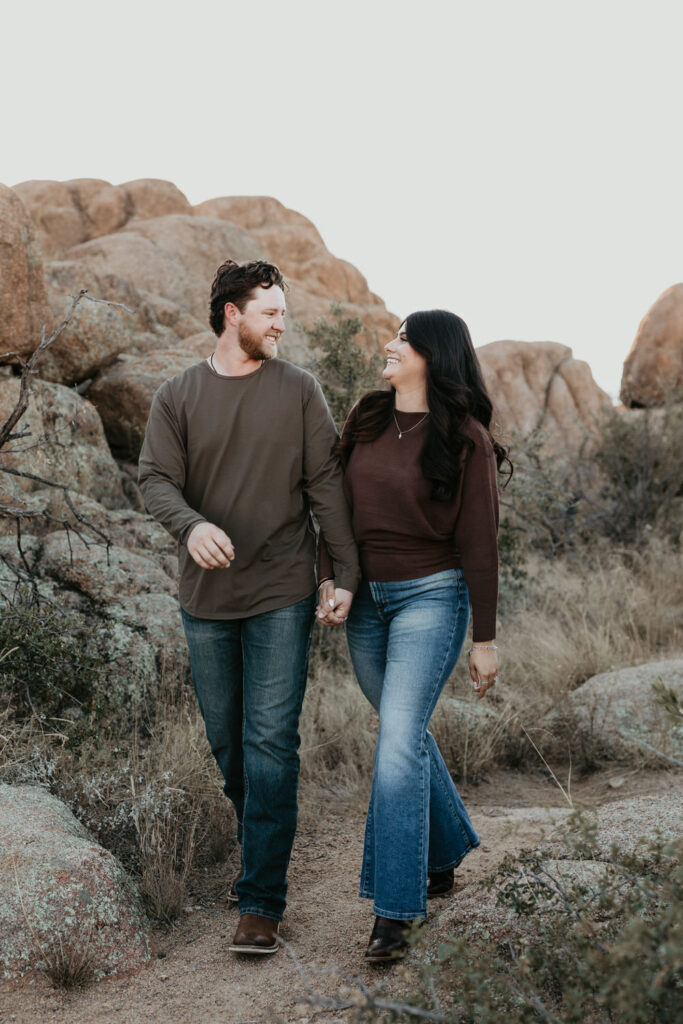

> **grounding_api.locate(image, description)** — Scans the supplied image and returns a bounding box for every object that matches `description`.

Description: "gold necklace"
[392,411,429,439]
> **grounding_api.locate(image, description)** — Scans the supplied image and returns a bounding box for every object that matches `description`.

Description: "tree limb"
[0,289,133,450]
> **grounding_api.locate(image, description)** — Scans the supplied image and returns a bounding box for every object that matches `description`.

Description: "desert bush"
[500,396,683,575]
[0,665,233,924]
[304,304,383,427]
[587,399,683,546]
[432,534,683,779]
[328,817,682,1024]
[445,822,681,1023]
[0,593,114,734]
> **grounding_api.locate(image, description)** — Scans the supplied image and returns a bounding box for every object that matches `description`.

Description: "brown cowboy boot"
[229,913,280,955]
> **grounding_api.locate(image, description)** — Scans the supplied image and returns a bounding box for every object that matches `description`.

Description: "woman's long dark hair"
[337,309,512,500]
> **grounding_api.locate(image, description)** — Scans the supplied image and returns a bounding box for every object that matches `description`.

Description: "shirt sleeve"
[453,434,499,641]
[137,384,207,545]
[302,378,360,594]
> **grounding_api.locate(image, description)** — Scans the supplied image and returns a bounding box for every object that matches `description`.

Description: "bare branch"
[0,290,133,450]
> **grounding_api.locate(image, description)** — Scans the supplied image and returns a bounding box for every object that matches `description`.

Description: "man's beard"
[238,322,277,361]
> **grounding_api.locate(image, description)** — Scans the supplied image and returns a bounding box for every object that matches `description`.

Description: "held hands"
[469,644,499,700]
[187,522,235,569]
[316,581,354,626]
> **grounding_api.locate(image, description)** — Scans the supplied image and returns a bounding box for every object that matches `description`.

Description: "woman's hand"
[316,581,354,626]
[468,644,499,700]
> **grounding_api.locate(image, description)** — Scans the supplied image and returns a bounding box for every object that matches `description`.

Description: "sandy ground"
[2,768,681,1024]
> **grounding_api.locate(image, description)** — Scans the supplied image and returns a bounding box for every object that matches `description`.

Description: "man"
[138,259,358,954]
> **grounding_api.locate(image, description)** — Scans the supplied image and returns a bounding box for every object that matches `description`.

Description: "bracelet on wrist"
[468,644,498,656]
[317,578,333,590]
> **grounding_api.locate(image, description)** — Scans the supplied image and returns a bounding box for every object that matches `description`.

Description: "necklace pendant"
[398,432,402,439]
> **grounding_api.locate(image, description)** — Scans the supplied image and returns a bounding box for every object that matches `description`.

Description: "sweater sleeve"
[453,434,499,641]
[302,379,360,594]
[137,384,207,545]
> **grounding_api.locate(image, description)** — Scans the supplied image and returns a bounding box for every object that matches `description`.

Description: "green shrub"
[587,400,683,546]
[304,303,383,427]
[0,596,113,728]
[500,398,683,573]
[340,817,682,1024]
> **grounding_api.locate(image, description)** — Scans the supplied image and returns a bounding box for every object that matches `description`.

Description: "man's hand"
[187,522,235,569]
[316,584,354,626]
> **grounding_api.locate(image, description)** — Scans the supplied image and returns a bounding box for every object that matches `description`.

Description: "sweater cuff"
[179,517,208,546]
[335,567,361,595]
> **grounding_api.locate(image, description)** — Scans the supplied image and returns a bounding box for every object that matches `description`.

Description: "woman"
[317,309,511,962]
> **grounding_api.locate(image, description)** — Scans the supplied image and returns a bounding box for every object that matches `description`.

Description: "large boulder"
[12,178,192,258]
[11,180,88,258]
[590,791,682,853]
[620,284,683,408]
[0,378,128,509]
[569,659,683,763]
[38,531,176,607]
[478,340,612,452]
[88,336,214,459]
[37,261,206,385]
[0,521,188,711]
[59,215,262,324]
[40,279,142,385]
[0,185,50,357]
[0,783,151,983]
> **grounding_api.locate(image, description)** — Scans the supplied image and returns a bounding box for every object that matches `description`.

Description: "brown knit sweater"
[321,408,499,641]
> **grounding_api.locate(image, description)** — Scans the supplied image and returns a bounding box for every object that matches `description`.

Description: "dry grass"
[304,534,683,785]
[503,535,683,696]
[2,534,680,923]
[432,534,683,778]
[300,625,376,794]
[0,666,234,925]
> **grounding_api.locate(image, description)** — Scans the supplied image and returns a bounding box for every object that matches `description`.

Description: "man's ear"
[224,301,241,328]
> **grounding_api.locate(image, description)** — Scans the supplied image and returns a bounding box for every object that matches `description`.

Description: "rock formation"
[6,177,621,458]
[569,659,683,763]
[88,337,214,459]
[620,283,683,407]
[477,340,612,451]
[12,178,399,388]
[0,376,128,513]
[0,784,151,983]
[0,185,50,356]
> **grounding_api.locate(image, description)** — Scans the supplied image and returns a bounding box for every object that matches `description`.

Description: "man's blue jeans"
[181,593,315,921]
[346,569,480,921]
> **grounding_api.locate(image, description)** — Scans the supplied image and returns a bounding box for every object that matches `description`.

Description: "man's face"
[236,285,286,360]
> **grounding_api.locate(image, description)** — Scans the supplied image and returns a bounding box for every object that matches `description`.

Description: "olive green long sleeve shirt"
[138,358,360,619]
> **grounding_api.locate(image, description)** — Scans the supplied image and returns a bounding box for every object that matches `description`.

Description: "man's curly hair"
[209,259,286,336]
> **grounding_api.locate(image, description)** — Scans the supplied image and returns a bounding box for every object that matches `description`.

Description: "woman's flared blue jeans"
[346,569,480,921]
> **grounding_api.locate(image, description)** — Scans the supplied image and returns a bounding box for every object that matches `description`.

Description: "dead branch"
[0,289,133,450]
[0,465,111,557]
[0,289,134,569]
[280,940,452,1022]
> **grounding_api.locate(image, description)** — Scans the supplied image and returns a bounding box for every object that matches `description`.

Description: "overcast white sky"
[3,0,681,399]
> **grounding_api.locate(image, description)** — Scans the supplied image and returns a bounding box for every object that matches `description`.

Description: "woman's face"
[383,326,428,390]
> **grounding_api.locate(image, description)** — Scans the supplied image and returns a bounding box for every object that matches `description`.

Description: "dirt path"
[3,769,679,1024]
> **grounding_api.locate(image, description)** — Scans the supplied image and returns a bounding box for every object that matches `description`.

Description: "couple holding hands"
[139,258,510,963]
